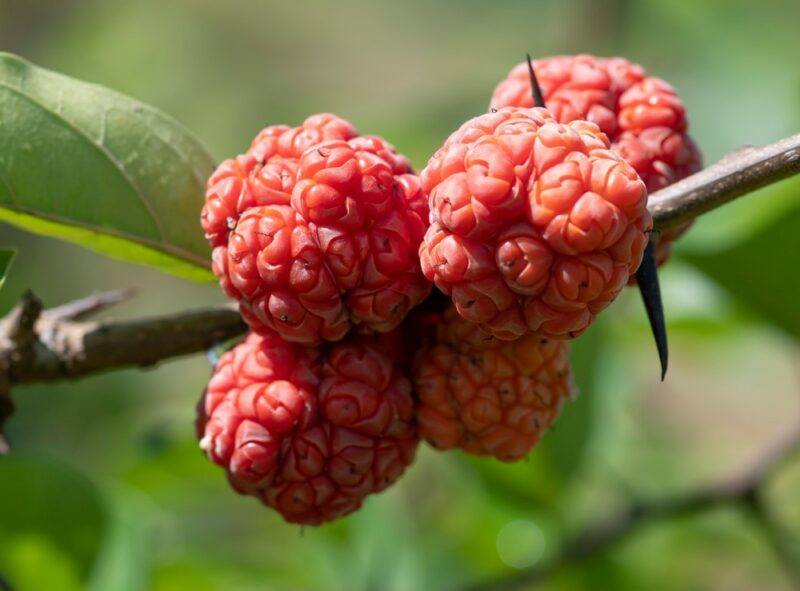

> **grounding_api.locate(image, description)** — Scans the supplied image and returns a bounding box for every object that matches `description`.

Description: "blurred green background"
[1,0,800,589]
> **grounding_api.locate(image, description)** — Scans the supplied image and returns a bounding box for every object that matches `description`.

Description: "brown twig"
[650,132,800,232]
[7,298,245,384]
[465,426,800,591]
[0,290,43,451]
[41,288,134,322]
[0,289,245,448]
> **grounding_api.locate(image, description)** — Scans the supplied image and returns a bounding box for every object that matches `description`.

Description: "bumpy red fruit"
[490,55,702,264]
[413,308,575,461]
[201,114,357,248]
[420,106,650,340]
[198,332,418,525]
[204,113,431,345]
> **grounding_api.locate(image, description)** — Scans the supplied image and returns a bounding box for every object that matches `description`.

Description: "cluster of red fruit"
[197,54,701,525]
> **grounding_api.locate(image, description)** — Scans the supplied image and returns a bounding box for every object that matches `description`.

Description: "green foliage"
[0,457,155,591]
[0,457,105,587]
[0,247,14,290]
[682,178,800,339]
[1,536,84,591]
[86,490,153,591]
[0,53,215,282]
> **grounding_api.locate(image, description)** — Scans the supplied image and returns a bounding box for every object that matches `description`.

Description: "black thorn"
[636,239,668,380]
[526,53,546,109]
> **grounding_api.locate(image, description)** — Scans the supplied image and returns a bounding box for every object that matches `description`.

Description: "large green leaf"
[0,52,215,281]
[681,179,800,339]
[0,247,14,289]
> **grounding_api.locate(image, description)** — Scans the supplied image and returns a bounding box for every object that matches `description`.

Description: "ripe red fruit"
[413,308,575,461]
[201,114,358,248]
[197,332,418,525]
[202,114,431,345]
[490,55,702,264]
[420,106,650,340]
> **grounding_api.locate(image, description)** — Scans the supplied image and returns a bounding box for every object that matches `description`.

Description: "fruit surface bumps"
[490,55,702,264]
[413,308,576,461]
[201,113,357,248]
[202,114,430,345]
[197,332,418,525]
[420,106,651,340]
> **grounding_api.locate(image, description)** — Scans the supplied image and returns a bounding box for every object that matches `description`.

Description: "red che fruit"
[197,332,418,525]
[413,308,576,461]
[420,106,651,340]
[490,55,702,264]
[201,113,357,248]
[202,114,431,345]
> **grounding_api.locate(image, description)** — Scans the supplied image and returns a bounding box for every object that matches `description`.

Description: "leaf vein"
[0,80,169,244]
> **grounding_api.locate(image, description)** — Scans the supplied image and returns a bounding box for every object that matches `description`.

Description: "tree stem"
[650,132,800,231]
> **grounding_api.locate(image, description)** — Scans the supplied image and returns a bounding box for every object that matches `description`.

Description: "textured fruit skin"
[420,106,650,340]
[413,308,576,461]
[202,114,431,345]
[201,114,357,248]
[490,55,702,264]
[197,332,418,525]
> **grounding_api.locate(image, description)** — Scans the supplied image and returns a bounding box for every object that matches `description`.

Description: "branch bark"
[6,300,245,384]
[0,290,43,451]
[650,132,800,231]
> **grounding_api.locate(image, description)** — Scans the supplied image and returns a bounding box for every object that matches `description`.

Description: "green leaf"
[681,180,800,339]
[87,489,153,591]
[0,52,215,282]
[0,458,155,591]
[1,535,84,591]
[0,457,105,584]
[0,247,14,289]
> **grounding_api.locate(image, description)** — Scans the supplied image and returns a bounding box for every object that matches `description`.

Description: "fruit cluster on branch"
[189,54,711,524]
[1,130,795,400]
[2,55,800,529]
